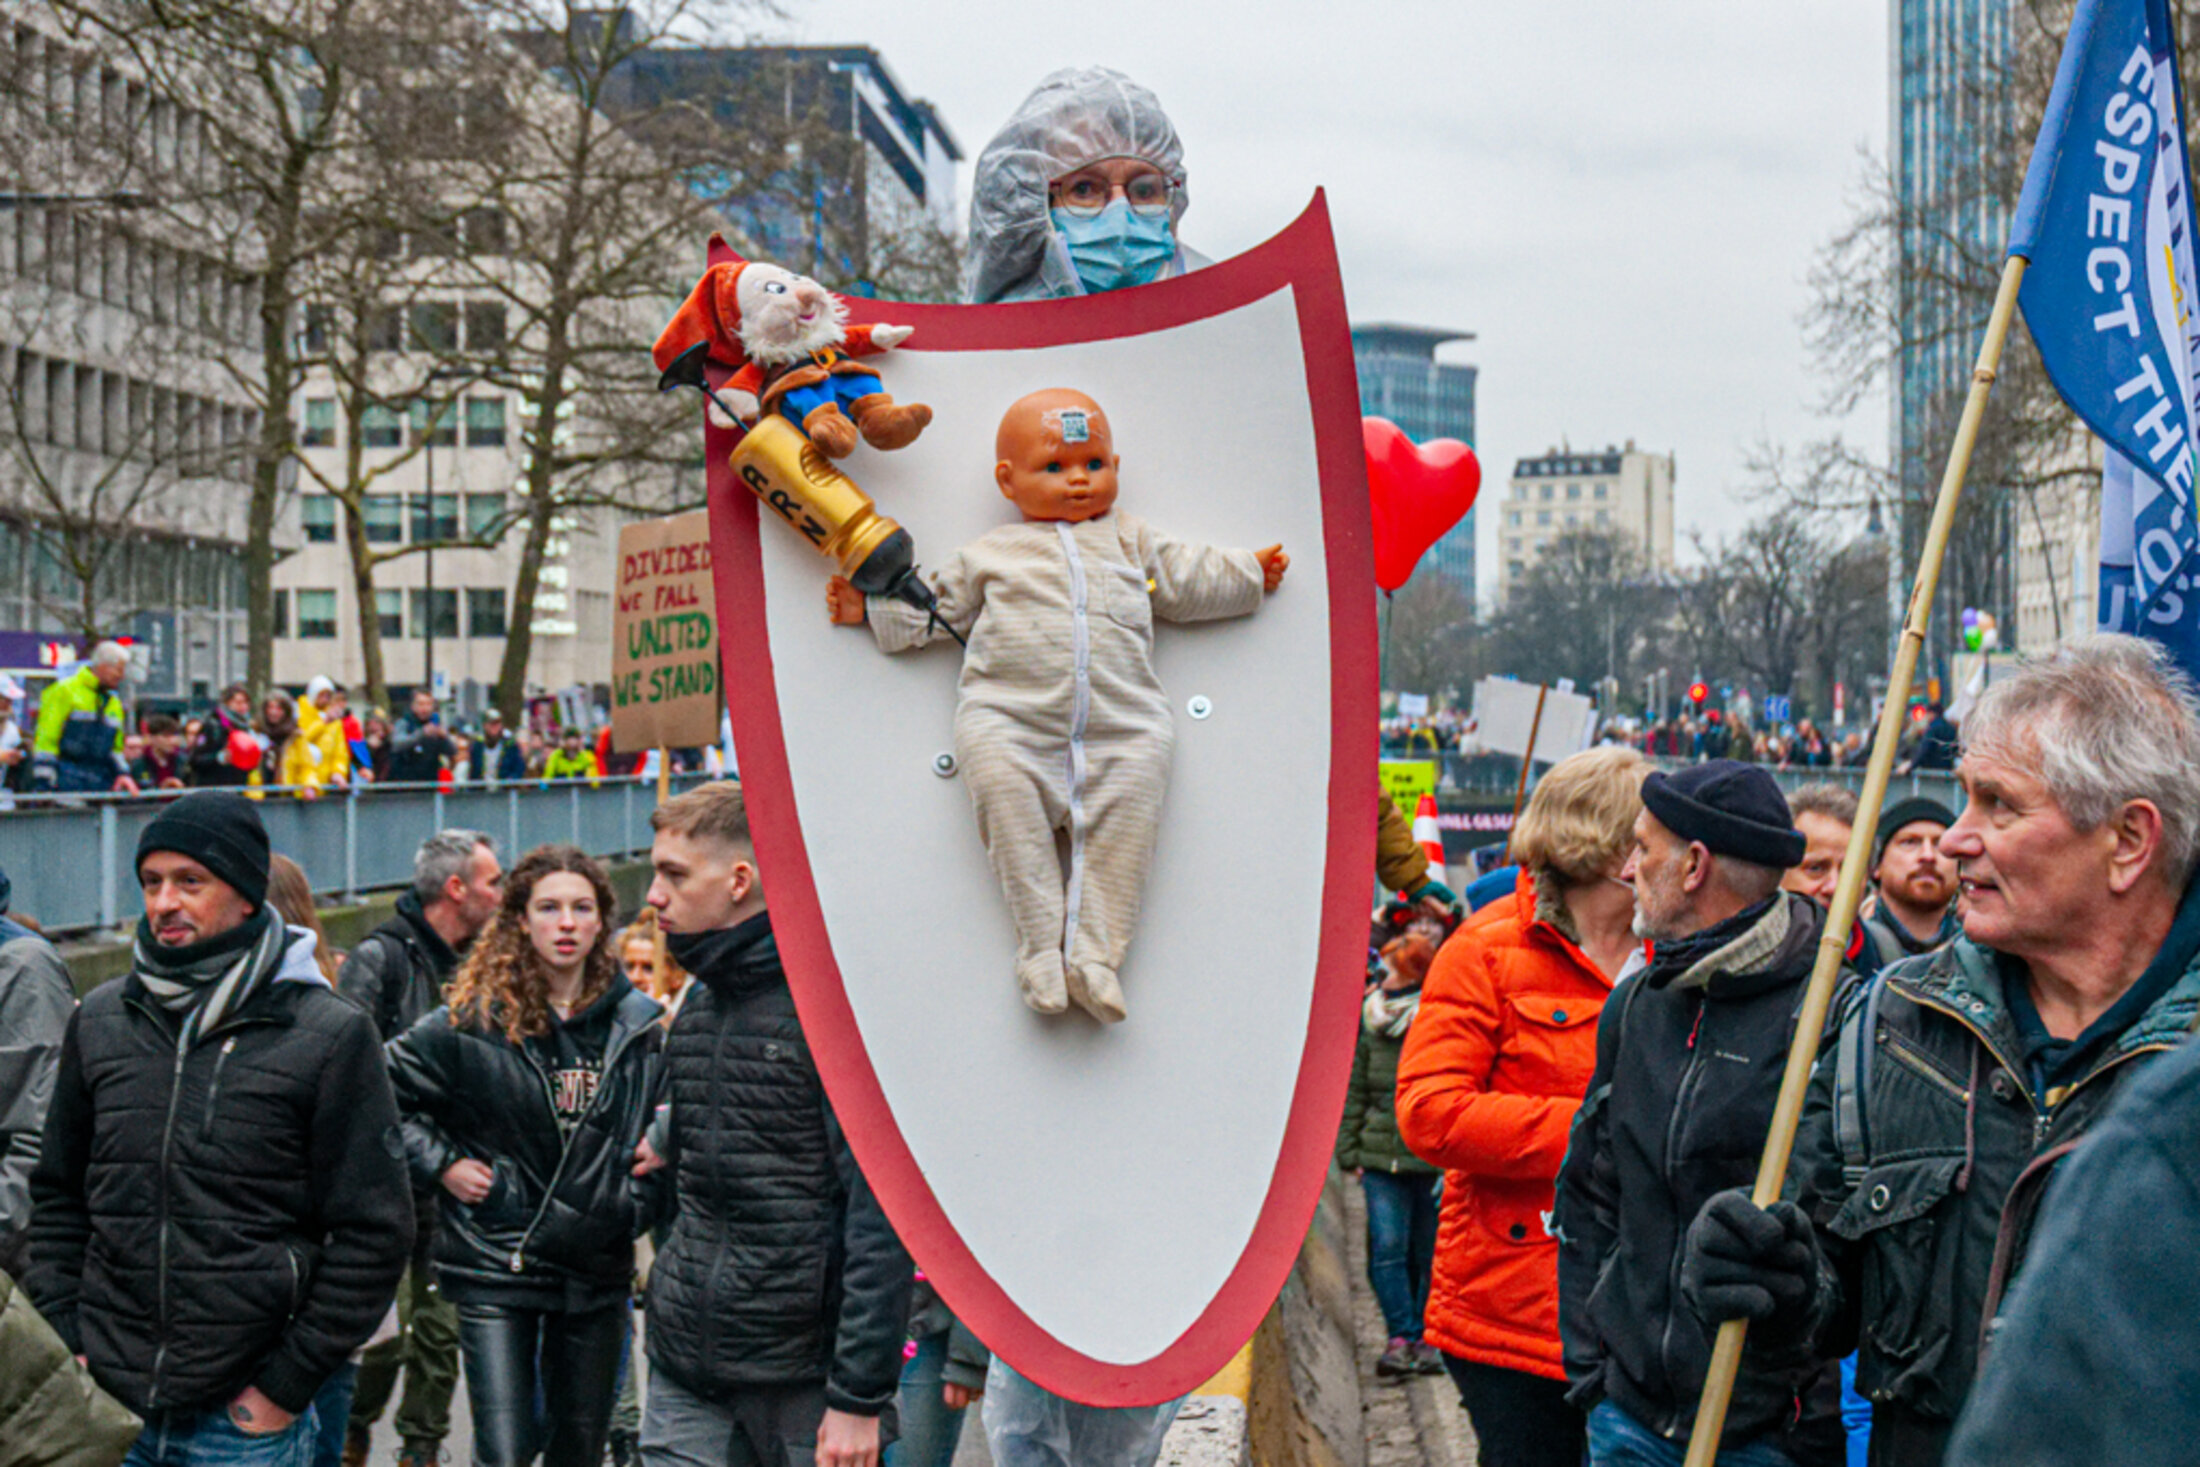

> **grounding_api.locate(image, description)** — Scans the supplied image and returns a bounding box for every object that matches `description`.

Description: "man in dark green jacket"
[1683,636,2200,1467]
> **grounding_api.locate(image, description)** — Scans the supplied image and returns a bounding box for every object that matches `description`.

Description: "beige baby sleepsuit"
[866,509,1264,1021]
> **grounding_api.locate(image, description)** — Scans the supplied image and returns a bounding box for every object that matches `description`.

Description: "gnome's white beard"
[741,296,851,366]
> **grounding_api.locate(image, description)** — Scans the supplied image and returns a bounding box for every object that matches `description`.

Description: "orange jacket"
[1395,869,1625,1380]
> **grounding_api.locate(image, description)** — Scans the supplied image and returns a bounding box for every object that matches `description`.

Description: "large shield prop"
[705,194,1376,1406]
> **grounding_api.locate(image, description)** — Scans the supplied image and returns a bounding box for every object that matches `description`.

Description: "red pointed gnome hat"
[652,236,751,374]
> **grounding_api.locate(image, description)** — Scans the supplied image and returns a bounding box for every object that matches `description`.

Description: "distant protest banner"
[612,511,720,753]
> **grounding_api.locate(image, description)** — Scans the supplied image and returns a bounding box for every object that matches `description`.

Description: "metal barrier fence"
[1404,751,1964,805]
[0,775,718,934]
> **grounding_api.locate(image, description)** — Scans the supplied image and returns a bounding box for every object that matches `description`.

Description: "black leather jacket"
[386,977,662,1307]
[339,893,462,1042]
[644,914,911,1415]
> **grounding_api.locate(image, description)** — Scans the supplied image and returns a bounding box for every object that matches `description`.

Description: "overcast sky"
[770,1,1890,597]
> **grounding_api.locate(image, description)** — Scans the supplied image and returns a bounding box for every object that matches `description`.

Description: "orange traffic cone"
[1413,792,1446,884]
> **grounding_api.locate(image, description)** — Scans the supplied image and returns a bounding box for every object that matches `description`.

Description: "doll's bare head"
[995,388,1120,523]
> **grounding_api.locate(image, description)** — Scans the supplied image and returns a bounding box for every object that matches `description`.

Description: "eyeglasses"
[1050,169,1175,219]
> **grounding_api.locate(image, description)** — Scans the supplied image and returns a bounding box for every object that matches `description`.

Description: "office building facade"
[1496,443,1675,603]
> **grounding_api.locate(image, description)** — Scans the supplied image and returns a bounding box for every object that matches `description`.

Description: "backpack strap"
[1832,971,1885,1188]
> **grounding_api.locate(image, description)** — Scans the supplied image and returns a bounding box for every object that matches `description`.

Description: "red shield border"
[705,193,1377,1406]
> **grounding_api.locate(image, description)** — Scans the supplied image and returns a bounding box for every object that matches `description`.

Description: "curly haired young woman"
[386,845,663,1467]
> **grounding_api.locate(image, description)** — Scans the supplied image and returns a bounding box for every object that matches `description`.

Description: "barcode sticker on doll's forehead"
[1045,408,1091,442]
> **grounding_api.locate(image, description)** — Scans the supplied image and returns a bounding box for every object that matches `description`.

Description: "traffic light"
[1688,680,1709,706]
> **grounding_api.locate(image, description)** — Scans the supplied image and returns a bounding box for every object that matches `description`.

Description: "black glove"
[1681,1189,1820,1337]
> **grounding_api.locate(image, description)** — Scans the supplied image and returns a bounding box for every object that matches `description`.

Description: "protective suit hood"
[964,67,1209,304]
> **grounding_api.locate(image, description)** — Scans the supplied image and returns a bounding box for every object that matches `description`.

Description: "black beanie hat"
[137,791,270,910]
[1874,796,1957,864]
[1641,760,1808,869]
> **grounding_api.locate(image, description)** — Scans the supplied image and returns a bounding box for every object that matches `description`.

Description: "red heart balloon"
[1364,417,1481,592]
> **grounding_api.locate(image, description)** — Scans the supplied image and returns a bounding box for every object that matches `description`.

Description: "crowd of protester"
[1,650,722,805]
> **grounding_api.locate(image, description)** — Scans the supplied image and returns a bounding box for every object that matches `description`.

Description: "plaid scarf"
[134,906,287,1047]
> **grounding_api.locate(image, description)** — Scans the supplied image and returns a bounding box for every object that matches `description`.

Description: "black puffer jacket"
[25,943,413,1416]
[386,977,662,1307]
[1554,892,1842,1464]
[338,893,461,1042]
[644,914,911,1415]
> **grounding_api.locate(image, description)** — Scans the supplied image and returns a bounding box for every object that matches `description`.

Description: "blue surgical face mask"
[1050,200,1176,294]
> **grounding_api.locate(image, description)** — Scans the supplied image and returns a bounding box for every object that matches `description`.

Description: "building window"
[271,588,289,639]
[365,307,403,352]
[465,396,506,448]
[409,302,458,353]
[302,303,333,354]
[1537,511,1551,527]
[409,493,459,542]
[409,399,457,447]
[1566,483,1580,499]
[468,587,507,637]
[296,588,337,638]
[361,404,403,448]
[409,587,459,638]
[1507,560,1524,578]
[301,495,337,543]
[1539,485,1552,501]
[376,588,403,640]
[300,397,336,447]
[464,302,507,354]
[1507,511,1520,527]
[1595,484,1608,500]
[461,208,509,255]
[363,495,403,543]
[465,492,506,540]
[1596,510,1611,526]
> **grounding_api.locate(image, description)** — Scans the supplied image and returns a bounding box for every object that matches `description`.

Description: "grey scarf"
[134,906,287,1047]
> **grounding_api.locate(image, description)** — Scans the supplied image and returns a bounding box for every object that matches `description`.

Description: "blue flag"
[2011,0,2200,660]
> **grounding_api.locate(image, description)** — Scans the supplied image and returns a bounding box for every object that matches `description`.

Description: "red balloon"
[228,730,261,771]
[1364,417,1480,592]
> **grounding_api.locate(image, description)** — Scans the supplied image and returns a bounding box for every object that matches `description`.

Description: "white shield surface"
[708,197,1376,1405]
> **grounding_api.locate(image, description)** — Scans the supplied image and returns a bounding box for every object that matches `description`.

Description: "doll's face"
[734,262,845,359]
[995,390,1120,523]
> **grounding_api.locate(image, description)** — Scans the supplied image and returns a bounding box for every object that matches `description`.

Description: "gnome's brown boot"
[850,393,932,452]
[801,402,859,459]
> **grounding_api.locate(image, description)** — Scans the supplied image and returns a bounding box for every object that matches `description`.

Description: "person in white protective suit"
[827,389,1286,1024]
[964,67,1209,306]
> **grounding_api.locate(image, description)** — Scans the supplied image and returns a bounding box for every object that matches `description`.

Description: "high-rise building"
[1890,0,2017,658]
[1496,444,1675,603]
[0,9,274,705]
[1351,324,1476,597]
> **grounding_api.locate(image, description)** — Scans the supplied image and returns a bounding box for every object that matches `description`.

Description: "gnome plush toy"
[653,243,931,459]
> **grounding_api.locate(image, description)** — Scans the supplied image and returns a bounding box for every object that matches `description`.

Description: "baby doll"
[828,388,1288,1023]
[652,245,931,459]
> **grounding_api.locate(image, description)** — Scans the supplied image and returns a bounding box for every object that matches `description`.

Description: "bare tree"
[1380,572,1481,700]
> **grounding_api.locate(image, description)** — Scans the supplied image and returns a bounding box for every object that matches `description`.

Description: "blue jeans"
[1839,1356,1870,1467]
[126,1404,320,1467]
[886,1334,968,1467]
[1361,1170,1439,1341]
[310,1366,359,1467]
[1586,1402,1795,1467]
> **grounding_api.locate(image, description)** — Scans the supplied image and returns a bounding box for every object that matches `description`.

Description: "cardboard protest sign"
[612,511,720,752]
[1472,677,1595,764]
[1379,759,1438,815]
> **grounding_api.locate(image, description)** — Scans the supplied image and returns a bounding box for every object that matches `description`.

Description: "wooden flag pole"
[1501,683,1549,864]
[1683,252,2028,1466]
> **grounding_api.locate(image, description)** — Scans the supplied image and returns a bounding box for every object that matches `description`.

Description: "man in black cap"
[1853,797,1958,977]
[26,791,411,1460]
[1554,760,1843,1467]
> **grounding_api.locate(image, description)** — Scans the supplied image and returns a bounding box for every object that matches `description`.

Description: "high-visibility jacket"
[31,667,125,792]
[296,699,352,786]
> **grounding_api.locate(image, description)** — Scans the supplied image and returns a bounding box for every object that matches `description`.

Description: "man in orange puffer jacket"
[1397,746,1649,1467]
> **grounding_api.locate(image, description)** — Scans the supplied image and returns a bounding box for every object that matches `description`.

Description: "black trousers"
[1443,1355,1586,1467]
[456,1297,628,1467]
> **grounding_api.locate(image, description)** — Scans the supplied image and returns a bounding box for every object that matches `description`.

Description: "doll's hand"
[870,323,914,350]
[1256,544,1290,592]
[708,391,760,430]
[826,576,868,626]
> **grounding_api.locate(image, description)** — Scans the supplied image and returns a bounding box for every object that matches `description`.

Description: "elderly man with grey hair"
[335,829,502,1467]
[29,641,134,795]
[1678,634,2200,1467]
